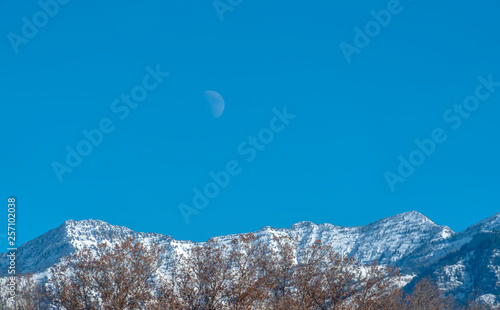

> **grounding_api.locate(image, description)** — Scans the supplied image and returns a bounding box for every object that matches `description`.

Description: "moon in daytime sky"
[204,90,225,118]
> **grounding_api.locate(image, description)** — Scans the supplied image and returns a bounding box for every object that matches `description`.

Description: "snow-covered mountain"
[0,211,452,276]
[1,211,499,304]
[400,212,500,304]
[399,213,500,270]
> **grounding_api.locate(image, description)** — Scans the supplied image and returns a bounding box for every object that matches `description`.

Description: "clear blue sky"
[2,0,500,246]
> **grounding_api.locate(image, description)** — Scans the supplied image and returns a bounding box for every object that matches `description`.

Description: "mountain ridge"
[0,210,457,276]
[2,210,499,305]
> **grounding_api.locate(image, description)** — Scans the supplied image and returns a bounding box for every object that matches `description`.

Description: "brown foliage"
[16,273,44,310]
[0,273,44,310]
[36,233,495,309]
[292,240,402,310]
[159,235,405,310]
[403,277,460,310]
[46,237,164,310]
[159,234,270,310]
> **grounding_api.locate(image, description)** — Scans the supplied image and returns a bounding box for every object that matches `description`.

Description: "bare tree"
[404,277,459,310]
[350,260,402,310]
[294,239,357,309]
[46,237,164,310]
[293,240,402,310]
[0,273,45,310]
[260,234,297,310]
[160,234,408,310]
[225,233,269,310]
[41,232,492,310]
[16,273,44,310]
[161,238,232,310]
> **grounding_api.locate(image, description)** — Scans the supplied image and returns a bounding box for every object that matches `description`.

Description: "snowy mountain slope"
[400,212,500,271]
[402,213,500,304]
[1,210,499,305]
[255,211,454,264]
[0,219,187,276]
[0,211,453,277]
[407,231,500,304]
[463,212,500,234]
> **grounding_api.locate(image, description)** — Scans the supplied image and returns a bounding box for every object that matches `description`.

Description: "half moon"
[204,90,225,118]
